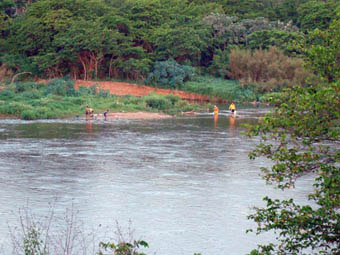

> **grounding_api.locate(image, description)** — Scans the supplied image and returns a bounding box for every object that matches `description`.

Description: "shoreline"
[0,112,173,120]
[88,112,172,120]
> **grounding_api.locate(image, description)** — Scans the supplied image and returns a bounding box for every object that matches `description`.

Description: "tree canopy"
[0,0,339,93]
[246,14,340,254]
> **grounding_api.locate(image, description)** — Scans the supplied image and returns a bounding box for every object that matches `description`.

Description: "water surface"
[0,108,313,255]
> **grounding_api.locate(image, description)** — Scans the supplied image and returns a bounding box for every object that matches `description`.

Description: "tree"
[146,58,195,89]
[0,0,14,14]
[246,14,340,255]
[247,30,304,56]
[273,0,308,24]
[297,0,338,31]
[121,0,211,66]
[303,17,340,83]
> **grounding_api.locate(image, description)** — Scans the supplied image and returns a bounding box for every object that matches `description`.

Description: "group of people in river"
[85,102,236,121]
[213,102,237,130]
[213,102,236,116]
[85,106,109,121]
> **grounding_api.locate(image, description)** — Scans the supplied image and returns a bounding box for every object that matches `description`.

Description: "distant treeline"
[0,0,339,90]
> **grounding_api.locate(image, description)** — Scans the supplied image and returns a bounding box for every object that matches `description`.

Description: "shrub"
[21,110,38,120]
[67,97,86,105]
[122,95,141,105]
[23,227,48,255]
[143,93,172,110]
[247,30,305,56]
[14,82,45,94]
[78,86,92,95]
[227,47,311,92]
[46,78,76,96]
[146,58,195,89]
[89,84,98,95]
[98,88,110,98]
[98,240,149,255]
[76,85,105,97]
[15,83,26,93]
[164,94,181,105]
[207,48,231,78]
[0,89,15,99]
[183,76,258,102]
[21,91,41,99]
[0,102,29,115]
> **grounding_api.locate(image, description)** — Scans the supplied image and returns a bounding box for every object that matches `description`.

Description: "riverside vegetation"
[246,15,340,255]
[1,0,339,102]
[0,78,210,120]
[0,0,339,254]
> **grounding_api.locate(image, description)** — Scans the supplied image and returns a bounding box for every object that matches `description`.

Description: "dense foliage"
[183,76,258,102]
[146,58,195,89]
[227,47,310,92]
[246,15,340,254]
[0,0,338,94]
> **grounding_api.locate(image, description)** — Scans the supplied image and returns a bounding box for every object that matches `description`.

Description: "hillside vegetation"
[0,0,339,100]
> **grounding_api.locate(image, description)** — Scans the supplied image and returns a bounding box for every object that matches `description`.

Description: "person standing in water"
[104,109,109,121]
[89,108,94,118]
[85,105,90,120]
[229,102,236,115]
[214,105,219,115]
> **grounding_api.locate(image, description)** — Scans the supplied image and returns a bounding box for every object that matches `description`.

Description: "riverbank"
[75,80,215,102]
[85,112,172,120]
[0,79,211,120]
[0,112,174,120]
[38,78,264,104]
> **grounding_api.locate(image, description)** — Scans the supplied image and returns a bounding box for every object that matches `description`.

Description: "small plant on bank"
[23,227,48,255]
[98,240,149,255]
[8,203,151,255]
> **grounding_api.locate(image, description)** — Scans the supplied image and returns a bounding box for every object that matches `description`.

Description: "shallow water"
[0,108,313,255]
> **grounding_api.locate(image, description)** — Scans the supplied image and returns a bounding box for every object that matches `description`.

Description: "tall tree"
[246,14,340,255]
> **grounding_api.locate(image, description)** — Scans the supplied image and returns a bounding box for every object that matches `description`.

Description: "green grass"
[0,79,211,120]
[182,76,260,102]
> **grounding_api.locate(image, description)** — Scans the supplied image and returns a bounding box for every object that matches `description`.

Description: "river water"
[0,108,313,255]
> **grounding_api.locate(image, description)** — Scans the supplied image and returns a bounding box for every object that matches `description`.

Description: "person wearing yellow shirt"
[229,102,236,114]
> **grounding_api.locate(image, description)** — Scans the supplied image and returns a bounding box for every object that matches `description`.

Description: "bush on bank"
[0,79,210,120]
[183,76,259,102]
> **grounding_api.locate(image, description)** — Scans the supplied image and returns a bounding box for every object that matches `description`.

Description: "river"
[0,108,313,255]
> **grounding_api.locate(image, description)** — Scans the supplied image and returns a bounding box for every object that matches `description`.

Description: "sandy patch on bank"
[0,112,172,120]
[90,112,172,120]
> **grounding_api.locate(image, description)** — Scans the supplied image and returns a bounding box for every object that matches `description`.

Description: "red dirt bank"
[75,80,213,102]
[2,79,224,102]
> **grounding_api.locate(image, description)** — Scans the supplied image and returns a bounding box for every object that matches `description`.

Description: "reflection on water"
[214,114,218,131]
[0,108,313,255]
[228,115,236,129]
[86,120,93,135]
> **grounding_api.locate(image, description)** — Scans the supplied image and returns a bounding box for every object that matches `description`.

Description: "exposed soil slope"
[75,80,212,102]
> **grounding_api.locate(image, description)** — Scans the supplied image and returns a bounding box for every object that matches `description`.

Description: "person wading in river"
[229,102,236,115]
[90,108,94,116]
[85,105,90,120]
[104,109,109,121]
[214,105,219,115]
